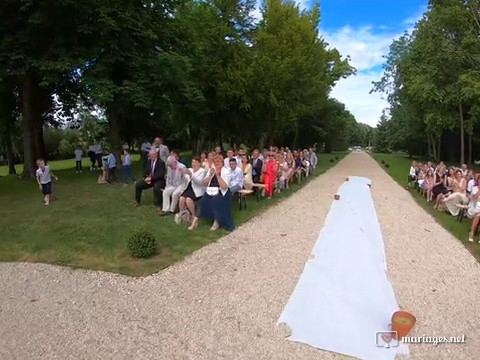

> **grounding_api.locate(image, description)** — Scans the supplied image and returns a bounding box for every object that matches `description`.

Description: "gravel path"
[1,151,479,360]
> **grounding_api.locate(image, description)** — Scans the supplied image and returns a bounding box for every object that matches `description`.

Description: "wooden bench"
[251,183,266,202]
[456,204,469,223]
[237,189,254,210]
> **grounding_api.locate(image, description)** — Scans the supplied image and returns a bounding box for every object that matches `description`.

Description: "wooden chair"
[251,183,266,202]
[237,189,254,210]
[456,204,469,223]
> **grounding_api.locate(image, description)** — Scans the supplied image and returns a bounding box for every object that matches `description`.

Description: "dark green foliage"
[381,159,385,164]
[384,163,390,168]
[127,230,158,259]
[329,158,335,163]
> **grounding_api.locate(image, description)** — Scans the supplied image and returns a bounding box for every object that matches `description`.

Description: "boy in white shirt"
[122,148,133,183]
[35,159,58,206]
[74,145,83,173]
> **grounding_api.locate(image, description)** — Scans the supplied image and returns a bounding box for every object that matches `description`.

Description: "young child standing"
[74,145,83,173]
[122,148,132,183]
[36,159,58,206]
[106,151,117,184]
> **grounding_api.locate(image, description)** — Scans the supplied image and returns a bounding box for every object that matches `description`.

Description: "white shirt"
[409,166,416,177]
[123,153,132,166]
[94,143,102,154]
[224,157,239,169]
[141,142,151,152]
[74,149,83,161]
[166,162,186,188]
[36,166,52,184]
[225,166,244,189]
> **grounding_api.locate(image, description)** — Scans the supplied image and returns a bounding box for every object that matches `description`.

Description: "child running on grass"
[35,158,58,206]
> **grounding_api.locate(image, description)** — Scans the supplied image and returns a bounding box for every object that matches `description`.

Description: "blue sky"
[319,0,427,126]
[253,0,428,126]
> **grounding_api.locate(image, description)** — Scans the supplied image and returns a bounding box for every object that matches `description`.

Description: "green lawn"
[372,153,480,262]
[0,152,346,276]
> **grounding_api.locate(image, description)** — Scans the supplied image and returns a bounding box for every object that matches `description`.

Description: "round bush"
[127,230,158,258]
[381,159,385,164]
[384,163,390,168]
[329,158,335,163]
[335,156,339,160]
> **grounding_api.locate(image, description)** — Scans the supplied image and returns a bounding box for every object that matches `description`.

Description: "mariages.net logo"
[376,331,399,348]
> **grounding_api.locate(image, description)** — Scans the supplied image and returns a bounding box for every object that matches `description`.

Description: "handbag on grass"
[206,187,219,196]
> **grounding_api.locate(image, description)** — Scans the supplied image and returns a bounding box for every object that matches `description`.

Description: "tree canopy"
[0,0,364,176]
[372,0,480,163]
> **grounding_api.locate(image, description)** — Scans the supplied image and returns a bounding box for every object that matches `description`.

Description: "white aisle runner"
[278,176,409,360]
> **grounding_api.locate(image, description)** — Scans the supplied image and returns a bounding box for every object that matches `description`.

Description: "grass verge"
[0,152,346,276]
[372,153,480,262]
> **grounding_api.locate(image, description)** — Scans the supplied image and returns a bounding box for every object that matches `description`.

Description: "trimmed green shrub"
[384,163,390,168]
[329,158,334,163]
[335,156,339,160]
[381,159,385,164]
[127,230,158,258]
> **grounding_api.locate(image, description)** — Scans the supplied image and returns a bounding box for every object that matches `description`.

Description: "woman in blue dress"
[189,155,234,231]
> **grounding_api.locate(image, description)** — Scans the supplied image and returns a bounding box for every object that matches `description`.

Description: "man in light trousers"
[161,156,187,215]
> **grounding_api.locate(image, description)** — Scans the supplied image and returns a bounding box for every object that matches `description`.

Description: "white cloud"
[321,25,395,72]
[321,6,426,127]
[330,71,388,127]
[250,0,310,23]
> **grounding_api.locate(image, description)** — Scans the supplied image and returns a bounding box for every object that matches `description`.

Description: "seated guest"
[263,152,278,199]
[224,149,236,168]
[440,169,468,215]
[241,155,253,190]
[226,158,244,194]
[134,149,166,210]
[215,146,225,158]
[204,151,215,171]
[461,163,468,176]
[162,155,188,215]
[422,169,434,201]
[407,161,417,189]
[432,165,447,201]
[200,152,207,167]
[308,148,318,174]
[467,175,480,243]
[250,149,263,183]
[176,156,206,228]
[278,155,290,189]
[301,151,310,177]
[153,136,170,163]
[190,155,234,232]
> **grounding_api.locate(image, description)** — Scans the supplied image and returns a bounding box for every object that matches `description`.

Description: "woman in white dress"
[442,169,468,216]
[241,155,253,190]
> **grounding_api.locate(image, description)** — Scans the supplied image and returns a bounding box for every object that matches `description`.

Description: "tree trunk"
[459,103,465,164]
[468,132,472,165]
[427,133,432,158]
[291,119,301,150]
[21,74,37,177]
[437,135,441,162]
[110,100,122,165]
[431,135,437,162]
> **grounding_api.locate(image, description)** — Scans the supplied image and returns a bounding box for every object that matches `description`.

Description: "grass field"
[0,152,346,276]
[372,153,480,262]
